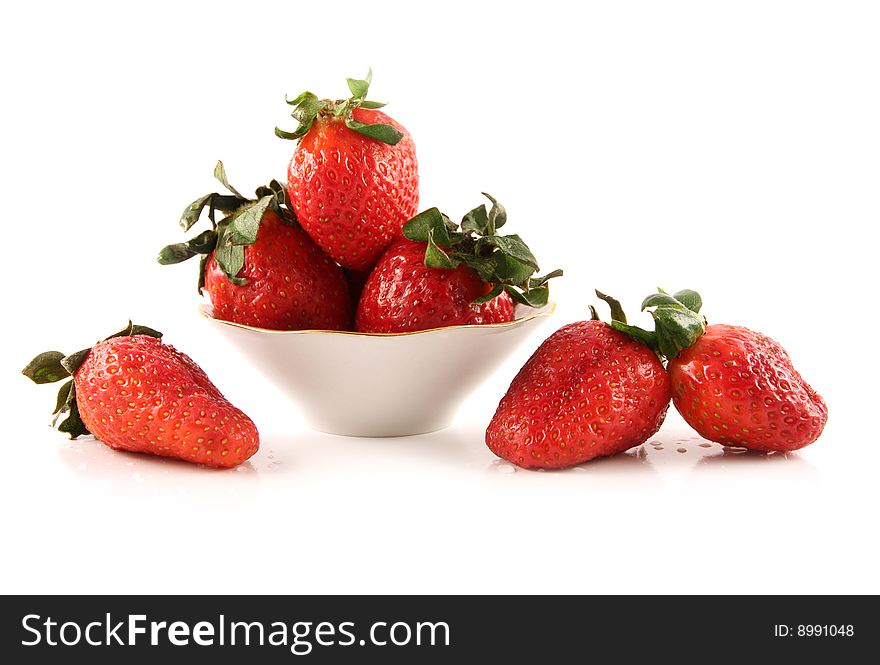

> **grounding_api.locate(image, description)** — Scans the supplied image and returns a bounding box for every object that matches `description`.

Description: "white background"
[1,1,878,594]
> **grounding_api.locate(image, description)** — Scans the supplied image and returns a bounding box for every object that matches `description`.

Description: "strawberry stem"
[401,195,563,308]
[158,162,295,288]
[22,322,163,440]
[590,288,708,359]
[640,289,706,359]
[276,69,403,145]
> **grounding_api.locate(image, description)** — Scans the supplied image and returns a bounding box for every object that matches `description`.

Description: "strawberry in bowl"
[158,161,352,331]
[357,194,561,333]
[276,69,419,272]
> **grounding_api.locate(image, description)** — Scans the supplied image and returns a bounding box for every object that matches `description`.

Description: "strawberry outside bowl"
[199,302,555,437]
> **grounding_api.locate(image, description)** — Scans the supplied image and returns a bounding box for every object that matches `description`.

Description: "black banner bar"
[1,595,874,662]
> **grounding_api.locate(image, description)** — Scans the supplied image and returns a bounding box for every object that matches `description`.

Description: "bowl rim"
[198,301,556,337]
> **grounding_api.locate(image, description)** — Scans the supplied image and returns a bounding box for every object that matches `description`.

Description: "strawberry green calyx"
[275,68,403,145]
[640,288,706,359]
[158,161,293,290]
[401,194,563,308]
[593,288,706,360]
[590,290,661,352]
[21,322,162,439]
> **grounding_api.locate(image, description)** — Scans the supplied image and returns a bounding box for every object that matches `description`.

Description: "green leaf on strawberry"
[61,348,92,376]
[651,305,706,360]
[492,253,535,284]
[21,351,68,384]
[277,69,403,145]
[640,289,707,358]
[227,196,273,245]
[177,163,250,234]
[403,208,451,247]
[22,322,164,440]
[453,253,496,283]
[610,321,659,351]
[461,205,489,235]
[506,284,550,308]
[425,229,457,269]
[51,379,73,418]
[595,290,629,324]
[483,234,538,270]
[473,284,505,305]
[670,289,702,313]
[591,289,659,353]
[180,193,216,232]
[529,269,564,289]
[641,292,684,310]
[107,321,163,341]
[401,194,562,308]
[483,192,507,232]
[160,162,297,288]
[344,117,403,144]
[213,228,247,285]
[595,287,707,359]
[293,95,329,126]
[57,393,89,439]
[158,229,218,265]
[346,69,372,99]
[213,161,245,199]
[274,127,303,140]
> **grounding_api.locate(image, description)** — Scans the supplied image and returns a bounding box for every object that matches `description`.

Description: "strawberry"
[22,323,259,468]
[159,161,351,331]
[636,290,828,451]
[486,292,671,469]
[355,194,561,333]
[276,70,419,271]
[356,238,515,333]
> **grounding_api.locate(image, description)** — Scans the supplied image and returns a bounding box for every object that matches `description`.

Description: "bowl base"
[304,420,453,438]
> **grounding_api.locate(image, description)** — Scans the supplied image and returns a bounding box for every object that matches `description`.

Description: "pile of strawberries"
[158,70,558,334]
[22,71,828,470]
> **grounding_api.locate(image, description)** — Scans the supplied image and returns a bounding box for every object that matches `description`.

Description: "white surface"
[1,1,879,594]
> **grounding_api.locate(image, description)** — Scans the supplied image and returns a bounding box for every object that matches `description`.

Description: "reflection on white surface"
[54,421,817,486]
[55,435,296,502]
[483,430,816,479]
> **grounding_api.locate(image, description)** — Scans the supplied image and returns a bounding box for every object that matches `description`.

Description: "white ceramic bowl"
[200,302,555,437]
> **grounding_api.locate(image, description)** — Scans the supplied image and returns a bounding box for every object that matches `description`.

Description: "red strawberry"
[639,289,828,451]
[159,161,351,331]
[22,323,259,468]
[356,195,561,333]
[356,238,515,333]
[276,70,418,271]
[486,293,671,469]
